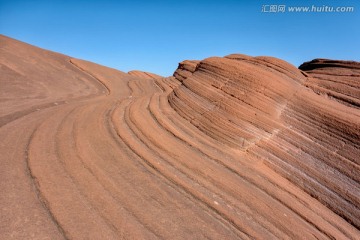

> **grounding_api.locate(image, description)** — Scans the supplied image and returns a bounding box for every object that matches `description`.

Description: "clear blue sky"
[1,0,359,76]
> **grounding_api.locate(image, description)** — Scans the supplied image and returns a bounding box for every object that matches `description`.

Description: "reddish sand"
[1,35,359,239]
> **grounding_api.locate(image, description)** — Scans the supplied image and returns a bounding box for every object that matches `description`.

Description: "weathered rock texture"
[1,35,359,239]
[128,70,162,80]
[299,58,360,108]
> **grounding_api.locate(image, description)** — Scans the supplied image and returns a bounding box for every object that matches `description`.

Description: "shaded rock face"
[299,58,360,108]
[170,54,360,229]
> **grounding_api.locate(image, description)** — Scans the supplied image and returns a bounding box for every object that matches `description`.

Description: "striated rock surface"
[128,70,162,80]
[170,53,360,232]
[173,60,200,82]
[299,58,360,108]
[0,36,109,127]
[1,35,359,239]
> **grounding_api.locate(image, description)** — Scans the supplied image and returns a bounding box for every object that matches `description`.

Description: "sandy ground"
[1,35,359,239]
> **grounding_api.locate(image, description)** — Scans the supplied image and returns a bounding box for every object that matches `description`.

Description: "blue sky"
[1,0,359,76]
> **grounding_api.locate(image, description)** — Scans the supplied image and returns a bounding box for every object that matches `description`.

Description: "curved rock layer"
[299,58,360,108]
[1,35,359,239]
[170,54,360,233]
[128,70,163,80]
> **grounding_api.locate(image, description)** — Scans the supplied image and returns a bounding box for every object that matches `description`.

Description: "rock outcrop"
[170,54,360,230]
[299,58,360,108]
[1,35,359,239]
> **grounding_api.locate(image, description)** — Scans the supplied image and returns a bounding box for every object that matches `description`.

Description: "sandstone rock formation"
[128,70,162,80]
[1,35,359,239]
[299,58,360,108]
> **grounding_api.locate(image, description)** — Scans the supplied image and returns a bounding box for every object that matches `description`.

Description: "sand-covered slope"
[1,35,359,239]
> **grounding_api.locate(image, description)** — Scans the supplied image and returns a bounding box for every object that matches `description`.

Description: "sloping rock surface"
[128,70,162,80]
[1,35,359,239]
